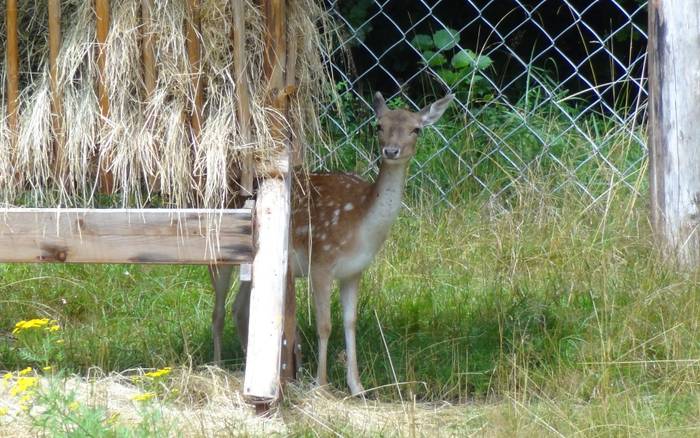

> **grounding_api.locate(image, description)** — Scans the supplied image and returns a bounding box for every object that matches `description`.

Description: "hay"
[0,0,332,208]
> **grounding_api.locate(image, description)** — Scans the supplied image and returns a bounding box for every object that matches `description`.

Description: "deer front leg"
[208,264,235,364]
[339,274,364,396]
[312,269,333,387]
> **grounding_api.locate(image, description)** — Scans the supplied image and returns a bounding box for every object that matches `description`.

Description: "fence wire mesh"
[313,0,648,208]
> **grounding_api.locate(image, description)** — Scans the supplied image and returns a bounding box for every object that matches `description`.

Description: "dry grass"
[0,0,333,208]
[0,367,483,437]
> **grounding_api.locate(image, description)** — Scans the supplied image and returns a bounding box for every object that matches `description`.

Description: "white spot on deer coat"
[344,203,354,211]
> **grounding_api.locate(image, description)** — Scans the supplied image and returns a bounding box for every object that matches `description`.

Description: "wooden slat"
[141,0,156,97]
[6,0,19,146]
[95,0,113,193]
[232,0,253,195]
[0,208,253,264]
[185,0,204,139]
[49,0,65,181]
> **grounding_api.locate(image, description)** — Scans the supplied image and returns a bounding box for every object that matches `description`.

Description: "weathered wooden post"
[95,0,114,193]
[648,0,700,266]
[6,0,19,148]
[243,0,295,411]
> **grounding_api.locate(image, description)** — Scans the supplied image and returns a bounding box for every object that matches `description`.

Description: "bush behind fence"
[313,0,648,208]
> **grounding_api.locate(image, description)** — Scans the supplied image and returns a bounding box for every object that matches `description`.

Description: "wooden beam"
[0,208,253,264]
[49,0,65,181]
[6,0,19,147]
[232,0,253,195]
[648,0,700,266]
[95,0,114,193]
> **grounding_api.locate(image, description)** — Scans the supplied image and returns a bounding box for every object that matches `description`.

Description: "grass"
[1,171,699,435]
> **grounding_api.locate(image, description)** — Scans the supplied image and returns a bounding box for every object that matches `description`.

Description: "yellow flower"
[0,407,8,416]
[48,325,60,332]
[10,377,38,396]
[56,339,64,344]
[144,367,172,378]
[12,318,51,334]
[131,392,156,402]
[67,401,79,411]
[42,366,52,372]
[18,367,32,376]
[2,372,12,381]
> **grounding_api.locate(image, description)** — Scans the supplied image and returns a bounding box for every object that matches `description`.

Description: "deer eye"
[377,124,384,132]
[412,127,421,135]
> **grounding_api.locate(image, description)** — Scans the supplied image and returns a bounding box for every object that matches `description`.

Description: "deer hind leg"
[312,269,333,387]
[233,276,252,354]
[208,264,235,364]
[339,274,364,396]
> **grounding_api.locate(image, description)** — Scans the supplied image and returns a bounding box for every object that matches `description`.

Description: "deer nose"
[382,146,400,159]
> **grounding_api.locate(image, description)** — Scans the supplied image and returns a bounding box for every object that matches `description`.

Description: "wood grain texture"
[95,0,114,193]
[648,0,700,266]
[186,0,204,139]
[49,0,65,180]
[0,208,253,264]
[6,0,19,145]
[243,176,291,402]
[232,0,254,195]
[141,0,156,97]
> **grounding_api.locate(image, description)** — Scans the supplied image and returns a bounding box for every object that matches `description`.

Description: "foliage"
[410,28,493,102]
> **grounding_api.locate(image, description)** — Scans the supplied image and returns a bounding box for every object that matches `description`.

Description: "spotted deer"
[212,92,453,395]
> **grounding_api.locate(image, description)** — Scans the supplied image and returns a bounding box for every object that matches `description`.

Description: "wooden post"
[232,0,254,196]
[648,0,700,266]
[244,0,295,407]
[141,0,156,97]
[6,0,19,148]
[186,0,204,140]
[49,0,65,182]
[95,0,114,193]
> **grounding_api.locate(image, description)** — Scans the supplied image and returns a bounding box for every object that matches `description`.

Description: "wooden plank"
[49,0,65,181]
[280,258,298,382]
[185,0,204,139]
[0,208,253,264]
[6,0,19,147]
[648,0,700,266]
[95,0,114,193]
[141,0,156,97]
[243,175,291,402]
[232,0,253,195]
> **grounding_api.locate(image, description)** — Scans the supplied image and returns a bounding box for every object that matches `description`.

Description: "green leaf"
[422,51,447,67]
[437,69,460,86]
[433,28,460,51]
[475,54,493,70]
[411,34,434,51]
[451,49,476,69]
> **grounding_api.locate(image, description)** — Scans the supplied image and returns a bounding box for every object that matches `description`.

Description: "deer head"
[372,92,455,163]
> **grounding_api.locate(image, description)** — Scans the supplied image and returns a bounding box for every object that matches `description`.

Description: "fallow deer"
[212,92,453,395]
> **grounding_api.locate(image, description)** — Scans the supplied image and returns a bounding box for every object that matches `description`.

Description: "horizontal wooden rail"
[0,208,253,264]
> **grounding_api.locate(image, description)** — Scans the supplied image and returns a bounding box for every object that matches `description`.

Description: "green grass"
[1,174,700,434]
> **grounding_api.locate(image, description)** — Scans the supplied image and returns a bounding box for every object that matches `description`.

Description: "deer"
[209,92,454,395]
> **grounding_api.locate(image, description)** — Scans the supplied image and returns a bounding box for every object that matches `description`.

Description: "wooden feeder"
[2,0,302,412]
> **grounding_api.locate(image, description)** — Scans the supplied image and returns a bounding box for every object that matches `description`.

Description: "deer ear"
[419,94,454,126]
[373,92,388,118]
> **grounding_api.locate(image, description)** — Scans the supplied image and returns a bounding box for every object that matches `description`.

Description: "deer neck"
[362,159,409,239]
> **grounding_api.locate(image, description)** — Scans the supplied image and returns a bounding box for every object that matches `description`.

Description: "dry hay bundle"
[0,0,331,208]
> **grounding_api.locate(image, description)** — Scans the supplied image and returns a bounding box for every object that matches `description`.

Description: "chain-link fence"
[312,0,648,208]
